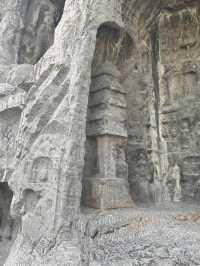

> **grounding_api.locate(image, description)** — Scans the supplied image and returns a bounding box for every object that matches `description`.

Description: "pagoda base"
[83,177,134,209]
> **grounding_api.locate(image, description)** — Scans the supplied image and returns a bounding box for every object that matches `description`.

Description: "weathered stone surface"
[0,0,200,265]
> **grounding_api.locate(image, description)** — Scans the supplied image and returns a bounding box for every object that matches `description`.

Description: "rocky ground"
[5,204,200,265]
[79,203,200,266]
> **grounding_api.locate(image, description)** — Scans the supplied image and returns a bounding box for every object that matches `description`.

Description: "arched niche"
[30,157,54,183]
[82,22,134,209]
[92,22,134,71]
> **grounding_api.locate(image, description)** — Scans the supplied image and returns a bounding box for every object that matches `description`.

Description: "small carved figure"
[194,121,200,151]
[23,189,40,214]
[180,120,192,150]
[170,75,182,102]
[31,157,53,183]
[172,164,182,202]
[18,0,56,63]
[166,164,182,202]
[194,179,200,201]
[32,5,55,63]
[183,72,197,97]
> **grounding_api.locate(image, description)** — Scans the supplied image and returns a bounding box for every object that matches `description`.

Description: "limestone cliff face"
[0,0,200,265]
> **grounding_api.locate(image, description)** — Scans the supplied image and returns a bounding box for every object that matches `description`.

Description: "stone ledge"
[0,93,26,113]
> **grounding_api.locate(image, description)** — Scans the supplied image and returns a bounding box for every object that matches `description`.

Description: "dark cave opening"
[0,182,18,265]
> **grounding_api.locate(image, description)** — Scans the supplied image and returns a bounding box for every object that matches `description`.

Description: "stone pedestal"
[83,177,133,209]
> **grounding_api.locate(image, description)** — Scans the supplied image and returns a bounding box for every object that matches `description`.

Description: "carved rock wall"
[0,0,200,265]
[157,7,200,202]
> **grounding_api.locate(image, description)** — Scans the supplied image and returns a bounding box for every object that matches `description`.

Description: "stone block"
[82,177,134,209]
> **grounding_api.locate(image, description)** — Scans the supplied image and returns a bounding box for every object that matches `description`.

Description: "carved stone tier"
[87,62,127,137]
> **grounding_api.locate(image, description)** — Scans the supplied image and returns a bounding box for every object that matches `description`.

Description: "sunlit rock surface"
[0,0,200,265]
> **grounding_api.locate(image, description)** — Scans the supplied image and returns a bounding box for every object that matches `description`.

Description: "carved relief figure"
[32,6,55,63]
[19,0,56,64]
[0,14,24,64]
[169,74,182,103]
[165,164,182,202]
[194,121,200,152]
[178,9,198,50]
[0,109,21,174]
[194,179,200,201]
[172,164,182,202]
[31,157,53,183]
[23,189,40,215]
[183,72,198,98]
[179,119,192,150]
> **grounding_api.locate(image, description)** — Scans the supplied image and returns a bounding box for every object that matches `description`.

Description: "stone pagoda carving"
[83,61,133,209]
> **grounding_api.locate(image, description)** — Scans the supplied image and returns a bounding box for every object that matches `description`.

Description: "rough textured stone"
[0,0,200,265]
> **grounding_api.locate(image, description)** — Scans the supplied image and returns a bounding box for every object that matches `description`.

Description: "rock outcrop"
[0,0,200,265]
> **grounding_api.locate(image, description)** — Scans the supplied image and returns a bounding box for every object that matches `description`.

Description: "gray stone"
[0,0,200,265]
